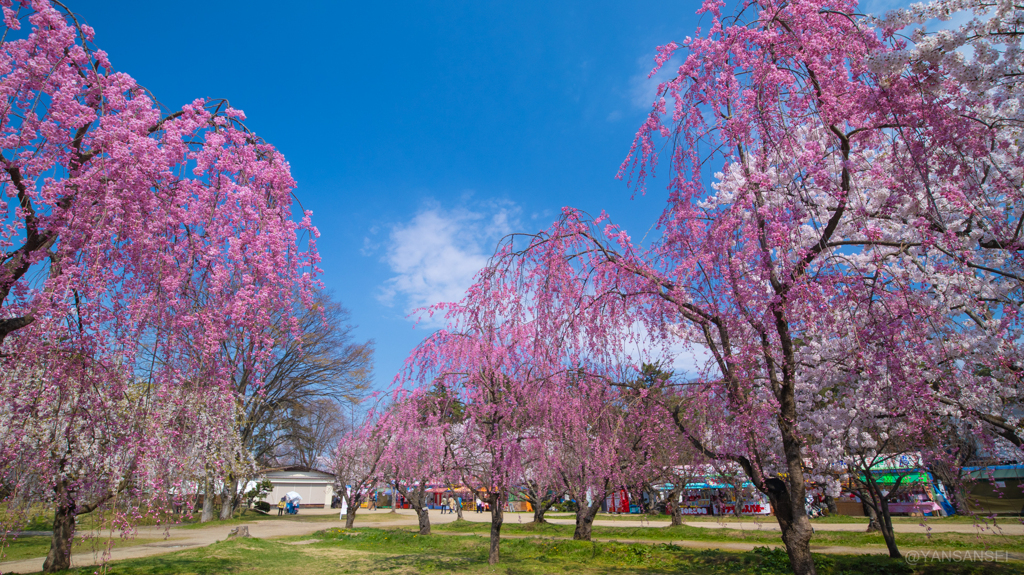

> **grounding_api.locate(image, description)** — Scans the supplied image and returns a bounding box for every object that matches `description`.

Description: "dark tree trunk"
[824,494,837,515]
[764,475,816,575]
[767,369,820,575]
[488,493,503,564]
[522,482,562,524]
[43,480,76,574]
[662,485,686,526]
[532,503,547,524]
[573,497,602,541]
[878,507,901,559]
[860,479,901,559]
[416,507,431,535]
[667,500,684,526]
[344,494,361,528]
[453,497,464,520]
[398,482,432,535]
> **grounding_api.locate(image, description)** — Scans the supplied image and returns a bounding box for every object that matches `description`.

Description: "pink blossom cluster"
[0,0,319,561]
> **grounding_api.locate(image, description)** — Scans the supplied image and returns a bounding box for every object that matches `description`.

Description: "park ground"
[3,508,1024,574]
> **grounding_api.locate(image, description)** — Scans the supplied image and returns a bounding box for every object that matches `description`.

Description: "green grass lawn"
[28,529,1024,575]
[1,535,160,562]
[435,519,1024,553]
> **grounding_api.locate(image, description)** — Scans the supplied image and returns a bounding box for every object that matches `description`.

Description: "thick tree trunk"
[397,482,432,535]
[416,507,431,535]
[219,477,237,520]
[532,504,547,524]
[663,486,685,526]
[572,498,602,541]
[453,498,464,520]
[667,501,684,526]
[488,494,503,565]
[43,480,76,573]
[344,496,360,528]
[766,368,819,575]
[764,473,816,575]
[201,475,216,523]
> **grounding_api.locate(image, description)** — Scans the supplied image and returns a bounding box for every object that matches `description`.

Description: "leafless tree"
[274,398,350,469]
[210,290,374,520]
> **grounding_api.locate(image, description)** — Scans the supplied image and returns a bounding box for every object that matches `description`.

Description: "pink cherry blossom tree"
[547,372,624,541]
[333,422,389,529]
[398,308,554,564]
[1,2,319,571]
[441,3,1024,575]
[377,391,452,535]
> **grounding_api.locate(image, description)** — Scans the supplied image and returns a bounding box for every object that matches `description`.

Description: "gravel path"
[2,508,1019,574]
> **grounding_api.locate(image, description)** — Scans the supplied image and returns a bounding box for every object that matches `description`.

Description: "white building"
[262,466,335,508]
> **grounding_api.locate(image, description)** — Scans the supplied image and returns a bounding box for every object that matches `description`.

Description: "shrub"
[553,501,577,513]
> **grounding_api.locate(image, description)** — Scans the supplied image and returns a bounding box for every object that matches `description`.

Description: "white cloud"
[629,51,681,110]
[377,200,521,321]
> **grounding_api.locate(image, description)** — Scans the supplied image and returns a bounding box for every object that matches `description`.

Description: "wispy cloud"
[376,199,521,321]
[628,51,681,111]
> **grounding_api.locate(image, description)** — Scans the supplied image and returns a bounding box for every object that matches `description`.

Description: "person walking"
[277,497,286,516]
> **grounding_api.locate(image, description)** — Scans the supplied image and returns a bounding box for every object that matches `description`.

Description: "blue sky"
[83,0,903,391]
[81,0,705,390]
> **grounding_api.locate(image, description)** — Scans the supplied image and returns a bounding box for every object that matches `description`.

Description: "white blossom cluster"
[867,0,1023,124]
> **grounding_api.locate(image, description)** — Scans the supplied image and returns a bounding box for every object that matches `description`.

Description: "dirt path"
[2,509,1019,574]
[0,510,438,574]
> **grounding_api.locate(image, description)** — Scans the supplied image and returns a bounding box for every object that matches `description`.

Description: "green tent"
[963,466,1024,515]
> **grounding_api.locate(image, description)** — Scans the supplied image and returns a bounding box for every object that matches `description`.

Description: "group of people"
[435,491,495,514]
[439,493,462,514]
[277,497,299,516]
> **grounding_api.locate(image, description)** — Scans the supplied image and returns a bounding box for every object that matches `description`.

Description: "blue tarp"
[964,465,1024,480]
